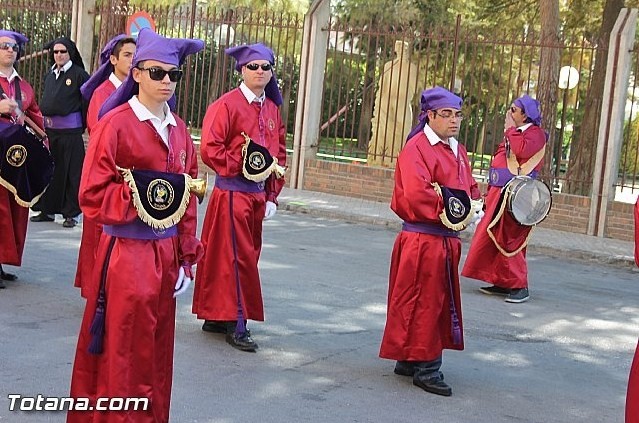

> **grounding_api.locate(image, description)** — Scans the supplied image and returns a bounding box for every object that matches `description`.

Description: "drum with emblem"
[503,176,552,226]
[0,121,54,207]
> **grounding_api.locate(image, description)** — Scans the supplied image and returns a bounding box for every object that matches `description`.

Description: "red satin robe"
[0,74,44,266]
[74,79,116,297]
[67,102,203,423]
[379,131,480,362]
[192,88,286,323]
[627,198,639,423]
[462,125,546,289]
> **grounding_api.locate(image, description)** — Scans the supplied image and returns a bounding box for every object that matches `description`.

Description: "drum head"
[508,177,552,225]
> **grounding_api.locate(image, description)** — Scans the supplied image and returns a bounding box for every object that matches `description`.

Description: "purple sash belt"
[214,175,265,193]
[402,221,460,238]
[488,167,539,187]
[43,112,83,130]
[103,218,177,240]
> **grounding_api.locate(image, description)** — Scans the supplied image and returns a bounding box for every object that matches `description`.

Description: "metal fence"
[1,0,74,98]
[3,1,638,199]
[319,16,603,194]
[92,1,305,133]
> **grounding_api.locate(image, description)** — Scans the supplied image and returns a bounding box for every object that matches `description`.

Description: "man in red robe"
[379,86,481,396]
[67,29,204,423]
[74,35,135,298]
[462,95,547,303]
[0,29,45,287]
[192,43,287,352]
[627,197,639,423]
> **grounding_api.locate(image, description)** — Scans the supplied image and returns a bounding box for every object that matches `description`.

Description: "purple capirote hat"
[225,43,283,106]
[0,30,28,60]
[99,28,204,119]
[406,86,463,140]
[513,94,542,126]
[80,34,130,101]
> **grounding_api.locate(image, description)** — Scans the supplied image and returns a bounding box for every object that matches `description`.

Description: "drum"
[0,121,54,207]
[504,176,552,226]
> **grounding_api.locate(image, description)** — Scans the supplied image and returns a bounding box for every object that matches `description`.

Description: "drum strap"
[506,146,545,176]
[485,189,534,257]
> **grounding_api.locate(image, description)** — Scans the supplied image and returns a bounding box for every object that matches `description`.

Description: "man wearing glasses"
[67,28,204,422]
[462,95,546,303]
[379,86,481,396]
[0,30,45,287]
[30,37,89,228]
[193,43,287,352]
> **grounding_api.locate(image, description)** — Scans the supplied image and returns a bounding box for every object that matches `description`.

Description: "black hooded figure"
[30,36,89,228]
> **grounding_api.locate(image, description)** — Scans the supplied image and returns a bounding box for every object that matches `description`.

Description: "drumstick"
[1,93,47,140]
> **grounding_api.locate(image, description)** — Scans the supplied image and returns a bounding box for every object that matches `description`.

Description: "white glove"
[173,266,193,298]
[468,209,485,231]
[264,201,277,220]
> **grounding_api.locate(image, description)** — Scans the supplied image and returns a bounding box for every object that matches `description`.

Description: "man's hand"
[173,266,193,298]
[264,201,277,220]
[0,98,18,115]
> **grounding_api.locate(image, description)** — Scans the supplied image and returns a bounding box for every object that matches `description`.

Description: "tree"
[564,0,625,195]
[537,0,561,180]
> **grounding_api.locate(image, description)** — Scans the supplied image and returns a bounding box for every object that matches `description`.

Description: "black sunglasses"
[245,63,272,71]
[137,66,183,82]
[53,49,68,54]
[0,42,19,51]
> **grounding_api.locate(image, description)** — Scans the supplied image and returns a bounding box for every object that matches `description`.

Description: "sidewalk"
[278,187,637,268]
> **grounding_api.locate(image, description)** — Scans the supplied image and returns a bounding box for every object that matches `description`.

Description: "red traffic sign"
[126,11,156,38]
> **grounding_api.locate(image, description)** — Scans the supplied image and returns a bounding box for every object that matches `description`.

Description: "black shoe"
[62,218,77,228]
[30,213,54,222]
[394,361,416,376]
[505,288,530,303]
[0,270,17,281]
[479,285,511,296]
[0,280,5,289]
[226,331,258,352]
[202,321,251,337]
[413,374,452,396]
[202,320,230,334]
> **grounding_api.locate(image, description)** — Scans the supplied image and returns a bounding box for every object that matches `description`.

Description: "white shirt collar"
[109,72,123,89]
[51,60,73,78]
[423,123,459,158]
[0,68,20,83]
[128,96,176,145]
[239,82,265,104]
[517,122,533,132]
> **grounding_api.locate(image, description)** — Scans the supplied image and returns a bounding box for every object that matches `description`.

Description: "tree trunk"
[537,0,561,181]
[565,0,625,195]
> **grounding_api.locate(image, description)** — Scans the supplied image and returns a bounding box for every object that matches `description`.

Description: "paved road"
[0,211,637,422]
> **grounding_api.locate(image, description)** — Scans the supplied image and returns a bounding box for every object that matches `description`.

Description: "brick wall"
[300,159,634,240]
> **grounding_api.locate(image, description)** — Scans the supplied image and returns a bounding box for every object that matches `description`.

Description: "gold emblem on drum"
[147,179,175,211]
[248,151,266,170]
[6,145,27,167]
[448,197,466,218]
[65,78,72,86]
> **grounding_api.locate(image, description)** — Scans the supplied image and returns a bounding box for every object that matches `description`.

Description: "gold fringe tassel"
[118,167,192,230]
[0,176,47,208]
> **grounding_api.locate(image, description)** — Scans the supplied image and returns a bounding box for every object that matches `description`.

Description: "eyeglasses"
[434,110,464,120]
[137,66,183,82]
[53,49,68,55]
[0,42,19,51]
[245,63,272,71]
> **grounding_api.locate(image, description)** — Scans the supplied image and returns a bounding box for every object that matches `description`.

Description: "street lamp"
[555,65,579,189]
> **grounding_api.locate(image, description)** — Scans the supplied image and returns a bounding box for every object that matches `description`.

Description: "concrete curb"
[280,199,637,269]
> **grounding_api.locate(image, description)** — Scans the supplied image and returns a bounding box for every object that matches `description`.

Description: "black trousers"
[32,129,84,218]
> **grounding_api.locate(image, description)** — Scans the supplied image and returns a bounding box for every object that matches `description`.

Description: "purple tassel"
[88,299,105,354]
[451,312,462,345]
